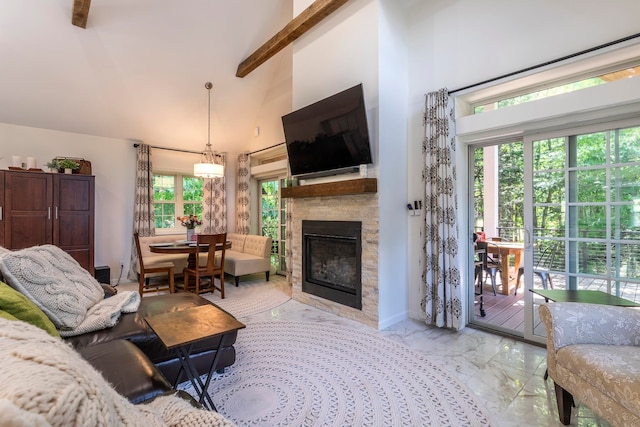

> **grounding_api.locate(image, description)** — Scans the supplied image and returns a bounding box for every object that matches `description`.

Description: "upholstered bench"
[224,233,272,286]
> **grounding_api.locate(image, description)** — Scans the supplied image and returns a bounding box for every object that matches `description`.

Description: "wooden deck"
[474,283,526,333]
[473,274,640,336]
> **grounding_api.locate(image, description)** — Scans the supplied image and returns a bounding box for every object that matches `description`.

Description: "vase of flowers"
[177,215,202,241]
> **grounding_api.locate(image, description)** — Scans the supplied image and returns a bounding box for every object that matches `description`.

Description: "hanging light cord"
[206,81,212,151]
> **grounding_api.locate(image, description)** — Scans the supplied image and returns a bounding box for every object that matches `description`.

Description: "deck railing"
[490,227,640,279]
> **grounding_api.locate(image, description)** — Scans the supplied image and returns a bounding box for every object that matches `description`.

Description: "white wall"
[0,119,293,283]
[0,13,295,283]
[245,47,293,154]
[0,123,136,284]
[405,0,640,321]
[378,0,409,328]
[292,0,411,328]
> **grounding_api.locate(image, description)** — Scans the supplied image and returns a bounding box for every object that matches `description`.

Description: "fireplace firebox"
[302,220,362,309]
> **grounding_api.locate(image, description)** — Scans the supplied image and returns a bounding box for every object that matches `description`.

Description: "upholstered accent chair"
[539,302,640,426]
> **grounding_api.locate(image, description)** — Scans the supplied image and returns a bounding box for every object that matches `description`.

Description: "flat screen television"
[282,83,372,177]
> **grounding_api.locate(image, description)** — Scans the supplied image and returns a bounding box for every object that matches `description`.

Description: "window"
[474,65,640,114]
[153,173,203,232]
[529,124,640,296]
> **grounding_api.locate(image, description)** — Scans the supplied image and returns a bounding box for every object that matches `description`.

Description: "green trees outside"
[261,180,280,270]
[182,177,203,218]
[474,77,606,114]
[153,175,175,229]
[499,142,525,238]
[153,175,203,229]
[261,181,279,238]
[476,125,640,277]
[477,127,640,237]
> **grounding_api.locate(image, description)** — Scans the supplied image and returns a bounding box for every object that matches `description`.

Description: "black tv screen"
[282,83,372,177]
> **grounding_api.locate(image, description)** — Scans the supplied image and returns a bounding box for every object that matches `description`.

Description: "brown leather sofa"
[65,290,239,404]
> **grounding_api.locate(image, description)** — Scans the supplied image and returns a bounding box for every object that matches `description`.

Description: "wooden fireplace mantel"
[281,178,377,199]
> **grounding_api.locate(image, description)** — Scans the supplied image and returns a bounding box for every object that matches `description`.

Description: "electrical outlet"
[119,260,125,269]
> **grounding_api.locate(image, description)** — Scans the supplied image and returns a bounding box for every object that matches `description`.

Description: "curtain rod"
[249,142,285,155]
[132,142,284,156]
[132,143,201,155]
[448,31,640,95]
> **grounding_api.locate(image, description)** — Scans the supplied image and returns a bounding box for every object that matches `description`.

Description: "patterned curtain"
[285,174,293,286]
[127,144,155,281]
[421,88,462,330]
[202,152,227,234]
[236,152,250,235]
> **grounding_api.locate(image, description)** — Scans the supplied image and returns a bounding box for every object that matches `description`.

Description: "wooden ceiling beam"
[236,0,350,78]
[72,0,91,29]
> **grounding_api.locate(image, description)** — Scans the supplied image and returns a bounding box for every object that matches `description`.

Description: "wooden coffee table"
[145,304,245,410]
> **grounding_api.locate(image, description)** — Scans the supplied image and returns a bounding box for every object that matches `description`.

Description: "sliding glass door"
[470,141,527,336]
[469,120,640,342]
[524,122,640,341]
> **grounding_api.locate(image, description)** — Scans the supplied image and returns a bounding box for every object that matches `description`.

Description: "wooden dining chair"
[133,232,175,296]
[183,233,227,298]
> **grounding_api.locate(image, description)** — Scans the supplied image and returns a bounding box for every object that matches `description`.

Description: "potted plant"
[58,159,80,174]
[45,159,60,173]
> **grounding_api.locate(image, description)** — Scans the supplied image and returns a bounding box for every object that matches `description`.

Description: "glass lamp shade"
[194,162,224,178]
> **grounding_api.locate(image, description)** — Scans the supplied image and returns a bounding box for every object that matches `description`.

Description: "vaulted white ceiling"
[0,0,293,153]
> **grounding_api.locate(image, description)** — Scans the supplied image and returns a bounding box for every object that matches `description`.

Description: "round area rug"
[202,280,290,319]
[184,321,492,426]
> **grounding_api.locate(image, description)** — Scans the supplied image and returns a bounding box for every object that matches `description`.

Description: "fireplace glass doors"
[302,220,362,309]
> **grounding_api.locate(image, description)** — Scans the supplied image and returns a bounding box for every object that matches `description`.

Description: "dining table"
[148,240,232,270]
[486,240,524,295]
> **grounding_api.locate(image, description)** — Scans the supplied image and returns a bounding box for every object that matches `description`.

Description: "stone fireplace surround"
[288,186,379,328]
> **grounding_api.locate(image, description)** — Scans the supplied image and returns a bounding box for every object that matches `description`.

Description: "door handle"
[0,206,2,221]
[48,207,51,220]
[55,207,58,220]
[525,227,532,250]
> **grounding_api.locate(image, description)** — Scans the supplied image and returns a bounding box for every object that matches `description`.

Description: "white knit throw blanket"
[0,245,140,337]
[0,318,236,427]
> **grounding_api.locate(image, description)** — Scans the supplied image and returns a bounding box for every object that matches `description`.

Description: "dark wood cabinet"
[4,171,53,250]
[1,170,94,274]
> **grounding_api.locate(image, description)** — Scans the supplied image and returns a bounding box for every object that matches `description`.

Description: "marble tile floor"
[118,279,609,426]
[248,299,610,427]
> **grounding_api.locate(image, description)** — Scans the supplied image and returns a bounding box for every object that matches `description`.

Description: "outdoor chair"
[514,242,559,295]
[475,241,501,296]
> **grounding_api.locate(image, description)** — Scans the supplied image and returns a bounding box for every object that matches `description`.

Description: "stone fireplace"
[302,220,362,309]
[286,180,379,328]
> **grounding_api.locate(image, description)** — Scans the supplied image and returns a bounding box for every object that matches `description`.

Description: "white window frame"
[153,172,203,235]
[455,39,640,338]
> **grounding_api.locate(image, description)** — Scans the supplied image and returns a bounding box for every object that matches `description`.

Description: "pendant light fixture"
[194,82,224,178]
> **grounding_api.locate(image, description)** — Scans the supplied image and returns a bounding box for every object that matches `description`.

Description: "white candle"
[26,157,36,169]
[11,156,22,168]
